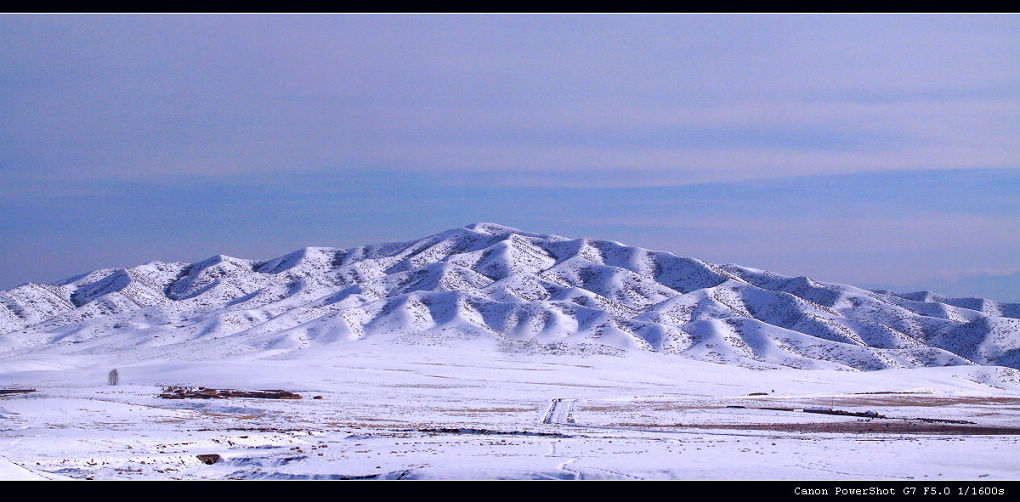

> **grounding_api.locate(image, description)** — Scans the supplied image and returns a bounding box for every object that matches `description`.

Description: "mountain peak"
[463,222,525,235]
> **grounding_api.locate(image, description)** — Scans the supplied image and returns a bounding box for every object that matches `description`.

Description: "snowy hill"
[2,222,1018,371]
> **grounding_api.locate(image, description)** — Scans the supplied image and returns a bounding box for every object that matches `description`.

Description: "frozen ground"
[2,336,1019,480]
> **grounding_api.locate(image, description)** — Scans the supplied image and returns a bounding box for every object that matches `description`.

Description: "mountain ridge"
[2,222,1018,371]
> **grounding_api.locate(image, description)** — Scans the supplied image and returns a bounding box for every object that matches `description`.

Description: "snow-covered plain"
[2,223,1019,480]
[2,338,1020,480]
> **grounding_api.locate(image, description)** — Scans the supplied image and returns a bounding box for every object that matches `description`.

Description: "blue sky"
[1,14,1018,299]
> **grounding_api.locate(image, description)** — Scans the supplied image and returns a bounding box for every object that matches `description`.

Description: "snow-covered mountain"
[2,223,1019,371]
[874,272,1020,304]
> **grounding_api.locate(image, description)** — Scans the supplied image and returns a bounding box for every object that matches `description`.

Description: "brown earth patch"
[446,407,535,413]
[607,421,1020,435]
[793,396,1020,408]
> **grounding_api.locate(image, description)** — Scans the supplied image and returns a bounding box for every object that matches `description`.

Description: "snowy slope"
[2,222,1018,371]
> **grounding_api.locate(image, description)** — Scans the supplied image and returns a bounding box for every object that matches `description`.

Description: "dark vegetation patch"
[412,427,573,438]
[0,388,36,395]
[158,386,302,400]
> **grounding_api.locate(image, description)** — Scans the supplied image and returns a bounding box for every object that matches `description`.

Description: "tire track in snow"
[541,397,805,440]
[582,464,644,480]
[541,398,576,425]
[556,457,580,479]
[544,440,580,479]
[542,401,644,480]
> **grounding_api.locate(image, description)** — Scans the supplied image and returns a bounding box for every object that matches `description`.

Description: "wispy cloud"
[2,15,1018,188]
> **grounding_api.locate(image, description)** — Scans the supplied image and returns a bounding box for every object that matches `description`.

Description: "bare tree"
[108,369,119,386]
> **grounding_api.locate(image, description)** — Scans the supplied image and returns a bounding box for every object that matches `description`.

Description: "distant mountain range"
[868,273,1020,305]
[2,223,1018,370]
